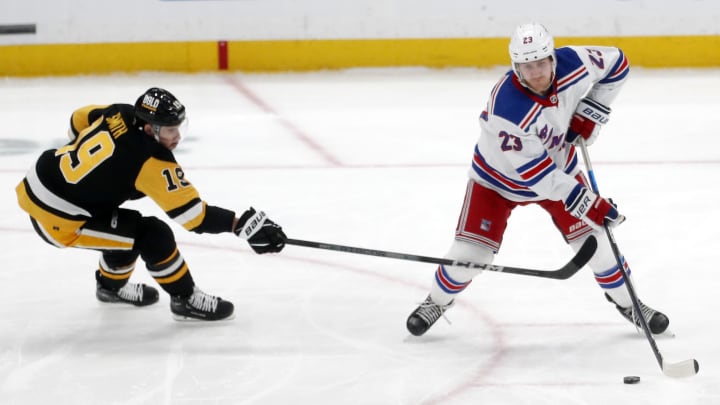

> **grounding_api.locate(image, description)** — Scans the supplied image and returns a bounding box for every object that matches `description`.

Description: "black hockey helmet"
[134,87,186,127]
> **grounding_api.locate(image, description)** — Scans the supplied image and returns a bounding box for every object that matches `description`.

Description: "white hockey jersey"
[470,46,629,206]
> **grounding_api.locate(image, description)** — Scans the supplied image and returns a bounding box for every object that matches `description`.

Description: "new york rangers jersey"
[471,46,629,204]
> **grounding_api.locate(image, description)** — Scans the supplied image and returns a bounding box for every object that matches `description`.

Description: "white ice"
[0,68,718,405]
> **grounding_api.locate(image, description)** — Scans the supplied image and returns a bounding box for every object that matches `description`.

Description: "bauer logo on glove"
[234,207,287,254]
[580,105,609,125]
[566,98,611,146]
[564,184,623,231]
[237,209,267,239]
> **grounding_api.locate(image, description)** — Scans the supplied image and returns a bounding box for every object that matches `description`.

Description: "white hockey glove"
[233,207,287,254]
[565,98,611,146]
[564,184,625,231]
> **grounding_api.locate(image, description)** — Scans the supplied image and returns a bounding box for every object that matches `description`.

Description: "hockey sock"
[594,258,633,308]
[430,264,472,305]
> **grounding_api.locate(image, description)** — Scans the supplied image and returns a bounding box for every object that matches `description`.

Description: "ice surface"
[1,68,718,404]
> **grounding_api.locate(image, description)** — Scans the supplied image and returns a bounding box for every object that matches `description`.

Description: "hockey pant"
[28,208,195,296]
[430,180,634,307]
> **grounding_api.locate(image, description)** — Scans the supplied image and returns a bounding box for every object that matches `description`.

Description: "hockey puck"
[623,376,641,384]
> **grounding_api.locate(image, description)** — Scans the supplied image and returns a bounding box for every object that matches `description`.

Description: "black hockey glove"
[234,207,287,254]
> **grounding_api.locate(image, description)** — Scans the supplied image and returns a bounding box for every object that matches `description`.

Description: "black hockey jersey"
[16,104,235,236]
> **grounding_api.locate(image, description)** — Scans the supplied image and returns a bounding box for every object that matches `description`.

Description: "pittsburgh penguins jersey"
[17,103,235,234]
[471,45,629,204]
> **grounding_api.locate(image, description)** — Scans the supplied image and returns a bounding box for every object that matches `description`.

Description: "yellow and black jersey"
[16,103,235,239]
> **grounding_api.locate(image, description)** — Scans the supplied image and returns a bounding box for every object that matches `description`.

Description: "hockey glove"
[565,98,611,146]
[564,184,625,231]
[234,207,287,254]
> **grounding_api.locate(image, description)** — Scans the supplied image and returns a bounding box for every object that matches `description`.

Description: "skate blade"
[171,313,236,322]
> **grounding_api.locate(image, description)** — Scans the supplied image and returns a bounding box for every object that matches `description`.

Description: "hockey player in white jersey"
[406,23,669,336]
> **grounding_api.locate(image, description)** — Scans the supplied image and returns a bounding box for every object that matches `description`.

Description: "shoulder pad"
[489,73,541,129]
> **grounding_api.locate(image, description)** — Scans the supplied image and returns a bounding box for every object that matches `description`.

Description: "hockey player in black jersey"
[16,87,286,321]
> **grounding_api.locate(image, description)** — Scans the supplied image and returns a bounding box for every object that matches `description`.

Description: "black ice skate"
[96,273,159,307]
[170,286,234,321]
[406,295,454,336]
[605,293,669,334]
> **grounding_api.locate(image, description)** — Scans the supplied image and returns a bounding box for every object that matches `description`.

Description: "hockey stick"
[285,235,596,280]
[578,139,699,378]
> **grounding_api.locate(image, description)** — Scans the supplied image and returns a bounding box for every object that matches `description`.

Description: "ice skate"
[406,295,454,336]
[605,293,669,334]
[96,272,159,307]
[170,286,234,321]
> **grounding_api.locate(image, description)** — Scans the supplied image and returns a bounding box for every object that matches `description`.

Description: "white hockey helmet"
[508,23,556,80]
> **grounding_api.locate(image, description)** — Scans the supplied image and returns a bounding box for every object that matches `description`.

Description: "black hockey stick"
[578,139,699,378]
[285,235,596,280]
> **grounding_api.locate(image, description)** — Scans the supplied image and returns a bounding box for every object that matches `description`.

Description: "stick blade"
[662,359,699,378]
[550,235,597,280]
[572,234,597,269]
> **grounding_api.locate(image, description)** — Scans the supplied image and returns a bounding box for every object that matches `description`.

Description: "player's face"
[156,124,183,150]
[516,57,554,94]
[151,118,188,150]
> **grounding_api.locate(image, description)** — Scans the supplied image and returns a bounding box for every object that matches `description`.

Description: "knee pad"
[430,240,494,305]
[101,250,140,270]
[570,233,617,274]
[443,239,495,281]
[135,216,178,264]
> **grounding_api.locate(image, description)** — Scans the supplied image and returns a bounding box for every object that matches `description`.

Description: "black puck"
[623,376,640,384]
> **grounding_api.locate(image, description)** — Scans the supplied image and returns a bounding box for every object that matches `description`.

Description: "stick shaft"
[578,140,668,371]
[285,236,596,280]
